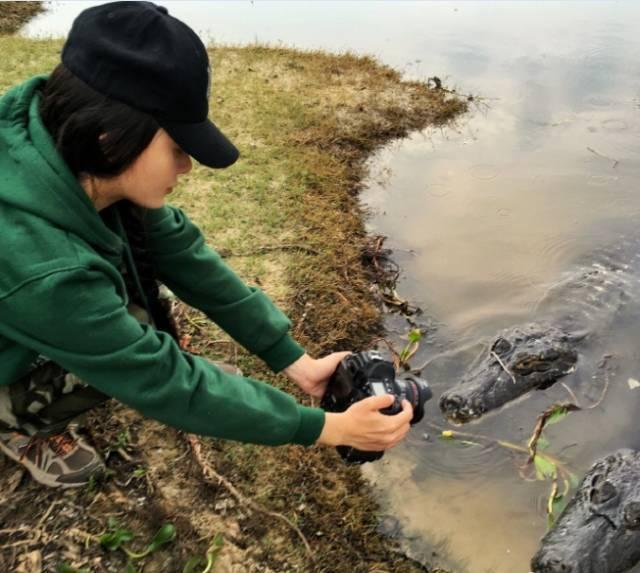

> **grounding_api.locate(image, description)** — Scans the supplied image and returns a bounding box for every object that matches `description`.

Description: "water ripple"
[468,164,500,180]
[601,118,628,132]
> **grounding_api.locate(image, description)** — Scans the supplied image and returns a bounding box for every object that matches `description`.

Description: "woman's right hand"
[316,394,413,451]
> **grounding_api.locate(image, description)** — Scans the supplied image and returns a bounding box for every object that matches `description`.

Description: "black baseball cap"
[62,1,239,168]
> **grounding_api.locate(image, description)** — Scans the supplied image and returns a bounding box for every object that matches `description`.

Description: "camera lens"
[397,375,432,424]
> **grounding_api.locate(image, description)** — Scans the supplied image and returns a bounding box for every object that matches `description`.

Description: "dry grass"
[0,27,466,573]
[0,1,43,35]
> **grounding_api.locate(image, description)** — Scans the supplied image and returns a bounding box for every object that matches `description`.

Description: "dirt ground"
[0,4,468,573]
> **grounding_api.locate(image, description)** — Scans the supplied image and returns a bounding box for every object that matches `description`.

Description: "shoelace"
[19,432,77,463]
[48,433,77,456]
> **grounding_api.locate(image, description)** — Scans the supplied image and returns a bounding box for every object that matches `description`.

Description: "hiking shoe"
[0,428,105,488]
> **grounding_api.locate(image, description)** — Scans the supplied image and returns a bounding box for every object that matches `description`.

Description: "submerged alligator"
[531,449,640,573]
[439,248,640,423]
[433,240,640,571]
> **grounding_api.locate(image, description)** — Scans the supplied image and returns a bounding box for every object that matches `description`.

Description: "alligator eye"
[590,480,618,505]
[623,502,640,530]
[491,337,512,355]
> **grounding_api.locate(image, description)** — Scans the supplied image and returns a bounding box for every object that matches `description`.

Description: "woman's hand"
[283,352,351,398]
[316,395,413,451]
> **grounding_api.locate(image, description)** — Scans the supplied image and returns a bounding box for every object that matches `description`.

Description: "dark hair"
[39,64,178,340]
[39,64,159,178]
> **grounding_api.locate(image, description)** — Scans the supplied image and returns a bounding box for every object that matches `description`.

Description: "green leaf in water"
[546,404,571,426]
[569,471,581,489]
[552,494,568,516]
[547,491,569,529]
[534,455,557,481]
[407,329,422,344]
[536,434,550,451]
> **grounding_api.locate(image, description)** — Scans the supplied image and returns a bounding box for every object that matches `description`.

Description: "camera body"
[320,350,432,464]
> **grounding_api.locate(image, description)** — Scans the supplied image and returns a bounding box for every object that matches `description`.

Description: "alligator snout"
[438,393,479,423]
[439,323,578,423]
[439,394,464,413]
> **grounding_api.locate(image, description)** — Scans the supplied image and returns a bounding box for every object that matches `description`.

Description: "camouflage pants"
[0,356,241,437]
[0,302,153,437]
[0,359,110,437]
[0,298,241,437]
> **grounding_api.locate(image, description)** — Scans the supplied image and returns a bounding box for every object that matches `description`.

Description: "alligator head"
[439,322,578,423]
[531,449,640,573]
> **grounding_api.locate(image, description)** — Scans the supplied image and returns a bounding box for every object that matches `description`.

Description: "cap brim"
[159,118,239,168]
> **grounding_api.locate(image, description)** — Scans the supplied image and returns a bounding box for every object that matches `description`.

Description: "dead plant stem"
[560,382,580,407]
[218,244,319,258]
[186,434,314,559]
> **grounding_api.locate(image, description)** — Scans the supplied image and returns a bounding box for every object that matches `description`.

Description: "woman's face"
[94,128,193,210]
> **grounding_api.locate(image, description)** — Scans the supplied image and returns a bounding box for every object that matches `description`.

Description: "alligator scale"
[531,449,640,573]
[439,244,640,423]
[433,240,640,572]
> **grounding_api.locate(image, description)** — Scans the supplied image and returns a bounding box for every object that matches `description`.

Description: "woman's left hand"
[283,352,352,398]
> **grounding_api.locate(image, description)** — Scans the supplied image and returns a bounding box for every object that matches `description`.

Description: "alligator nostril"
[439,394,463,412]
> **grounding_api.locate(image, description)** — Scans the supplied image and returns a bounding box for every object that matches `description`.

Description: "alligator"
[439,250,640,423]
[531,449,640,573]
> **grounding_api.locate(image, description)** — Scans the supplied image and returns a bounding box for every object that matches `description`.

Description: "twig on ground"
[186,434,314,559]
[217,244,319,258]
[0,527,31,536]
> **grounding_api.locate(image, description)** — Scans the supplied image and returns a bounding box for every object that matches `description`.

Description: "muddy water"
[358,5,640,573]
[24,2,640,572]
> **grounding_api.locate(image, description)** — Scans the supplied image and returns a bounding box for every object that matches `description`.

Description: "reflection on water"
[363,455,544,573]
[25,2,640,571]
[359,4,640,573]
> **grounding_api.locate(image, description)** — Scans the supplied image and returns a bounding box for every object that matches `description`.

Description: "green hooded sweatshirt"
[0,76,325,446]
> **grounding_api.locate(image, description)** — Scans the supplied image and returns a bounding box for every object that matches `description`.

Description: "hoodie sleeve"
[144,206,305,372]
[0,267,324,446]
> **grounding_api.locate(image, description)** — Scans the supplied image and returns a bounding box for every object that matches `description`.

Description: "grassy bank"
[0,1,42,35]
[0,20,466,573]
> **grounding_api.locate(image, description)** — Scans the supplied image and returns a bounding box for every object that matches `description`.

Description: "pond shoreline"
[0,4,467,572]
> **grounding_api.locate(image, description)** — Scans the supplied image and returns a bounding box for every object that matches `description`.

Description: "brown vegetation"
[0,2,42,35]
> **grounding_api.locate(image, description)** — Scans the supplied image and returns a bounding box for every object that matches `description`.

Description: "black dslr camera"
[320,351,432,464]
